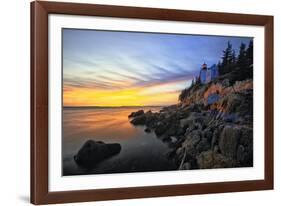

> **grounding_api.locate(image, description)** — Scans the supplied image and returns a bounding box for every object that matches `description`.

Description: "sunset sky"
[63,29,252,107]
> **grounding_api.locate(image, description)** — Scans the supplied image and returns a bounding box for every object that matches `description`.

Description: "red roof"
[201,63,207,69]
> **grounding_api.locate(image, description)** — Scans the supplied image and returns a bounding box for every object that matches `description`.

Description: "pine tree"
[222,41,233,67]
[219,41,234,75]
[237,42,247,68]
[246,40,253,65]
[217,60,223,76]
[231,50,236,64]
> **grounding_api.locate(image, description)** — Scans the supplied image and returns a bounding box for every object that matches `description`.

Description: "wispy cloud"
[63,29,252,106]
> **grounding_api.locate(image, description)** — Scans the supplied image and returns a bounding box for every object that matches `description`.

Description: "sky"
[63,29,252,107]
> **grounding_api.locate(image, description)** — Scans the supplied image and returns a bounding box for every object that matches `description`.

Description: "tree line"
[218,40,253,75]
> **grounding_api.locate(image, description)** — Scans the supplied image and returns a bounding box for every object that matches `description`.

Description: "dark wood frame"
[31,0,274,204]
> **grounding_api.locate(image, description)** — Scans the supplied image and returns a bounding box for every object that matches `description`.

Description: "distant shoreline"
[63,105,166,109]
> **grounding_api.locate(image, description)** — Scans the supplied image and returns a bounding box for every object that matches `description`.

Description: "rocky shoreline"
[129,77,253,170]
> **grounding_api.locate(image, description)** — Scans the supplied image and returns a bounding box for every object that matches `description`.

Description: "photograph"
[62,28,254,176]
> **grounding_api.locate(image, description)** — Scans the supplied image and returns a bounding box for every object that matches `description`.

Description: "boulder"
[74,140,121,168]
[128,110,144,118]
[183,130,201,148]
[196,137,211,153]
[196,150,235,169]
[154,121,169,136]
[237,126,253,166]
[219,125,241,159]
[170,136,178,143]
[180,130,202,161]
[144,127,151,133]
[179,162,191,170]
[211,129,219,149]
[130,114,146,125]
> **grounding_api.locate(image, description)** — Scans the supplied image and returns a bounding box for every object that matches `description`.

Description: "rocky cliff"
[129,72,253,170]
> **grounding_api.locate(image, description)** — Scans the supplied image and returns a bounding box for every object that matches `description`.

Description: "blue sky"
[63,29,252,106]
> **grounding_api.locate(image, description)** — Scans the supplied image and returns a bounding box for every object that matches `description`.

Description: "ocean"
[62,106,177,176]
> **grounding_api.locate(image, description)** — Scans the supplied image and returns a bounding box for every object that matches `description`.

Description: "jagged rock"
[179,162,191,170]
[128,110,144,118]
[196,150,235,169]
[170,136,178,143]
[180,118,191,130]
[213,145,219,153]
[203,129,213,142]
[154,121,169,136]
[183,130,201,148]
[130,114,146,125]
[74,140,121,168]
[237,127,253,166]
[144,127,151,133]
[196,137,211,153]
[180,113,204,131]
[145,113,158,128]
[211,129,219,149]
[219,125,241,159]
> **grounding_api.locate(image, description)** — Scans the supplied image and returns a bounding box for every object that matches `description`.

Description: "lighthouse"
[199,62,218,84]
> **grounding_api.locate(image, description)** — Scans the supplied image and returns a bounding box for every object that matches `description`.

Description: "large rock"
[237,127,253,166]
[180,130,202,162]
[219,125,241,159]
[179,162,191,170]
[196,137,211,153]
[154,121,169,136]
[180,112,204,131]
[130,114,146,125]
[183,130,201,148]
[74,140,121,168]
[196,150,235,169]
[128,110,144,118]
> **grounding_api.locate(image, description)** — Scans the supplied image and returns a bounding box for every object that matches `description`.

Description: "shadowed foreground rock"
[74,140,121,168]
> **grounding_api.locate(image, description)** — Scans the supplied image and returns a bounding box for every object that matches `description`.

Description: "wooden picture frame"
[31,0,274,204]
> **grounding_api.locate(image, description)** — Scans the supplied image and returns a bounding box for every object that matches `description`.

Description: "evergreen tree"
[231,50,236,64]
[217,60,222,73]
[221,41,233,67]
[237,42,247,68]
[219,41,236,75]
[246,40,253,65]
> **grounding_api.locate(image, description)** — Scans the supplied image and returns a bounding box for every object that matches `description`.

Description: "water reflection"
[63,107,177,176]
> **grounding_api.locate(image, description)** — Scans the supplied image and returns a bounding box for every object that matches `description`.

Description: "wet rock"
[74,140,121,168]
[170,136,178,143]
[130,114,146,125]
[128,110,144,118]
[155,121,169,136]
[144,127,151,133]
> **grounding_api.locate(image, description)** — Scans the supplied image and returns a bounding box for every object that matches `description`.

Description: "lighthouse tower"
[199,62,207,83]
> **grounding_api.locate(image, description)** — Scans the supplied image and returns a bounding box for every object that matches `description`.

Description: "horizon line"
[63,105,174,108]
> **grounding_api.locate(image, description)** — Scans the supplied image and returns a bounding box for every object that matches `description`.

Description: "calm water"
[63,107,177,176]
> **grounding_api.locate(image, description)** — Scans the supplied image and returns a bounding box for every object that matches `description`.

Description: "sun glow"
[63,80,187,107]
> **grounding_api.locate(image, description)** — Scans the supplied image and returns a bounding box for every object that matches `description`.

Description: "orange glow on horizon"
[63,80,187,107]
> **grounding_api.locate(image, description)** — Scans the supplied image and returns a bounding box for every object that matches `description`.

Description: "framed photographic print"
[30,1,274,204]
